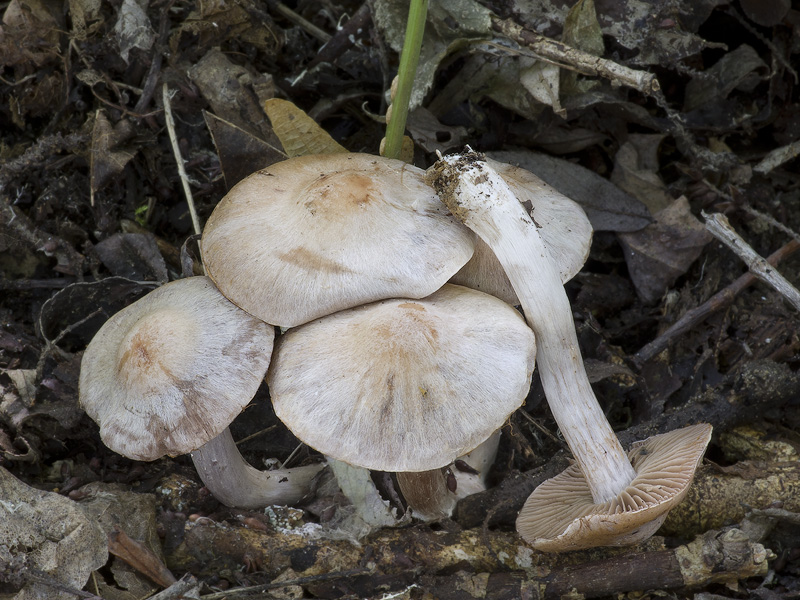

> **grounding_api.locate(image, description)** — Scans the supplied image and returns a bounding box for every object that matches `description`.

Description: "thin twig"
[516,409,562,445]
[633,238,800,365]
[753,139,800,175]
[270,1,331,43]
[234,424,278,446]
[703,211,800,312]
[199,568,370,599]
[491,16,660,96]
[279,442,304,469]
[741,204,800,245]
[162,83,202,237]
[134,1,174,114]
[147,574,201,600]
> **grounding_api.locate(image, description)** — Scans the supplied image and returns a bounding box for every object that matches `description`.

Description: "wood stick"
[491,17,660,96]
[633,238,800,365]
[703,211,800,311]
[167,521,769,599]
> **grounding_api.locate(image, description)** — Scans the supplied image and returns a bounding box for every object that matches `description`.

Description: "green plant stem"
[383,0,427,159]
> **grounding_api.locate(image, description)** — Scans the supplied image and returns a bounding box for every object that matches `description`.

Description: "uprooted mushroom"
[426,150,712,551]
[79,276,324,508]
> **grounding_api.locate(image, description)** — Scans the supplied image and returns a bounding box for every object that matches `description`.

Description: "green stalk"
[383,0,428,160]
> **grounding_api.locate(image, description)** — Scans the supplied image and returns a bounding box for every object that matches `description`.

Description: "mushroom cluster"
[79,153,534,520]
[79,148,710,549]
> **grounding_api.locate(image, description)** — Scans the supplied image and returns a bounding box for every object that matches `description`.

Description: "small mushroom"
[200,153,476,328]
[267,284,536,519]
[426,152,711,548]
[79,276,323,508]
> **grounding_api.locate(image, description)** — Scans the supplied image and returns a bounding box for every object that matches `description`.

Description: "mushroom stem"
[427,153,636,504]
[397,431,501,520]
[191,428,324,509]
[396,469,457,521]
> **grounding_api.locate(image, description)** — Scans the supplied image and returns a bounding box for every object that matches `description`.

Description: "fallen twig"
[145,574,201,600]
[491,16,660,96]
[162,83,203,237]
[633,238,800,365]
[703,211,800,312]
[169,519,770,600]
[200,569,370,599]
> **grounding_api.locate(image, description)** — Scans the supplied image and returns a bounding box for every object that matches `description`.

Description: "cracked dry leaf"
[113,0,154,63]
[190,48,282,145]
[519,58,563,117]
[611,134,673,215]
[560,0,603,96]
[92,232,168,283]
[683,44,768,113]
[0,0,62,67]
[204,112,285,189]
[67,0,102,40]
[78,483,170,600]
[263,98,347,157]
[90,110,136,199]
[406,107,468,154]
[168,0,281,59]
[0,467,108,600]
[618,196,712,304]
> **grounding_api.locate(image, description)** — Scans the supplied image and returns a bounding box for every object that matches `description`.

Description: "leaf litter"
[1,0,799,597]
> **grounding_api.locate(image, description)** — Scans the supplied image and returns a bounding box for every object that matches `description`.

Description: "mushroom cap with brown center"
[450,158,592,305]
[516,423,713,551]
[79,276,274,461]
[201,153,476,328]
[267,284,536,472]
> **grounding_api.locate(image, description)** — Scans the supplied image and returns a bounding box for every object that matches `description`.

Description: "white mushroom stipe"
[191,428,324,509]
[426,153,636,504]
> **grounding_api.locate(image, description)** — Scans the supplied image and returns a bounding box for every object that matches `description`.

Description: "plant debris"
[1,0,799,597]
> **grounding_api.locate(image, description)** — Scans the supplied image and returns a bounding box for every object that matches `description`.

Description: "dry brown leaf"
[204,111,286,189]
[0,467,108,600]
[618,196,712,304]
[90,110,136,200]
[262,98,348,157]
[611,134,673,214]
[92,232,168,283]
[189,49,282,145]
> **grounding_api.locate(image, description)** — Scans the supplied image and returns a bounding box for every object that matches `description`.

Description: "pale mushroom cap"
[516,423,713,551]
[449,158,592,305]
[201,153,476,328]
[79,276,274,461]
[267,284,536,472]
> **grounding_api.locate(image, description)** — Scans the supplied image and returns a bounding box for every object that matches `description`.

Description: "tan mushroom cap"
[201,153,476,328]
[79,276,274,461]
[267,284,536,472]
[516,423,713,552]
[450,158,593,305]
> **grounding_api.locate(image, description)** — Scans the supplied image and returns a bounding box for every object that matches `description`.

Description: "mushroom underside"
[517,423,713,551]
